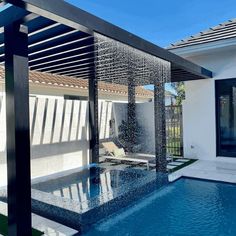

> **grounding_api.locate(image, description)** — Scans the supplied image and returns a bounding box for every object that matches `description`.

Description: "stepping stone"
[167,165,176,170]
[168,161,183,166]
[175,159,190,163]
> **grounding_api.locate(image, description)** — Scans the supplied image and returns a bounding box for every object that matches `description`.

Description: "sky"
[67,0,236,47]
[66,0,236,92]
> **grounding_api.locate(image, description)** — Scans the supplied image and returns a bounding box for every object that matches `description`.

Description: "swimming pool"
[32,166,146,200]
[30,166,168,232]
[27,166,167,232]
[84,178,236,236]
[0,165,167,232]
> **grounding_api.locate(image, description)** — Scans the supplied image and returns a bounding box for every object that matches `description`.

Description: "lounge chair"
[101,141,156,170]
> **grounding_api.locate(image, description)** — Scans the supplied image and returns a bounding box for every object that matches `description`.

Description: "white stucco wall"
[172,45,236,160]
[183,79,216,159]
[0,91,127,182]
[136,101,155,154]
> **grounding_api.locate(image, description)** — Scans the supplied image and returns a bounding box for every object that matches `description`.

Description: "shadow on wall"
[0,95,125,167]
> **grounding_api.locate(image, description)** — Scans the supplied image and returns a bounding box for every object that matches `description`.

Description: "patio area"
[0,0,213,235]
[170,158,236,183]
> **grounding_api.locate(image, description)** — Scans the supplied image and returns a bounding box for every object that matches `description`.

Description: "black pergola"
[0,0,212,235]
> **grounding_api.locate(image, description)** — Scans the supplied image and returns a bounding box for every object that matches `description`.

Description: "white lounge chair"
[101,141,155,170]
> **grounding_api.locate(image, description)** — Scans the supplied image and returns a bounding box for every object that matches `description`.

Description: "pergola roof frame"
[1,0,213,82]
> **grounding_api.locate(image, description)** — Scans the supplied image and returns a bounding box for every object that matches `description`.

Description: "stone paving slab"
[168,161,183,166]
[175,159,190,163]
[0,201,79,236]
[171,159,236,184]
[167,165,176,170]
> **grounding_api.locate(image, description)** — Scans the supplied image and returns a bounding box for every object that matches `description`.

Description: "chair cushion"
[113,148,125,158]
[102,142,119,153]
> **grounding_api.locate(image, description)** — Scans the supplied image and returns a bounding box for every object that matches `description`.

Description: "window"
[216,79,236,157]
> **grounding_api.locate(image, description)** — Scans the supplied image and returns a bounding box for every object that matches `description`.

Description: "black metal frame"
[2,0,212,82]
[215,78,236,157]
[215,79,221,157]
[165,105,183,156]
[0,0,214,234]
[4,22,32,236]
[89,75,99,163]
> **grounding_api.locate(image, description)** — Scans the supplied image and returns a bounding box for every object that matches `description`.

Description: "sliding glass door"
[216,79,236,157]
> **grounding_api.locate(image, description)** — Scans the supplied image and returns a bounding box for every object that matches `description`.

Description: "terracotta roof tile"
[0,66,153,97]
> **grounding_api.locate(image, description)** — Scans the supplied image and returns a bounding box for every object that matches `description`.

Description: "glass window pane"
[216,79,236,156]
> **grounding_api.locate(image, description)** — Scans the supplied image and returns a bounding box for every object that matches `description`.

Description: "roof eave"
[169,37,236,57]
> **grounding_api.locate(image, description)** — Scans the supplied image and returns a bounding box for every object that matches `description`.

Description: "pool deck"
[169,158,236,184]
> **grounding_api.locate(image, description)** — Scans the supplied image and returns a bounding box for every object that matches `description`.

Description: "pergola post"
[154,79,167,172]
[127,77,136,152]
[4,22,32,235]
[89,75,99,163]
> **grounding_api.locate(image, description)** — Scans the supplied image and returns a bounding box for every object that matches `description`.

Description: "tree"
[171,82,185,105]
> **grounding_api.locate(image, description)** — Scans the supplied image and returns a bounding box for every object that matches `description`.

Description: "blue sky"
[66,1,236,92]
[67,0,236,47]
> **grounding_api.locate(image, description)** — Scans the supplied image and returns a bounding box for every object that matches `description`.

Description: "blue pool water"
[84,178,236,236]
[32,166,146,201]
[28,166,167,231]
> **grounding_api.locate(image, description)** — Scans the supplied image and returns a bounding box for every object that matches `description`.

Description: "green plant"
[0,214,43,236]
[170,82,185,105]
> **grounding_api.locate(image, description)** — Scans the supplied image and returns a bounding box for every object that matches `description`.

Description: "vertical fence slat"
[165,105,183,156]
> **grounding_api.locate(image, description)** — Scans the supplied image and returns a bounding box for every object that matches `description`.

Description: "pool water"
[28,166,167,231]
[32,167,145,201]
[84,178,236,236]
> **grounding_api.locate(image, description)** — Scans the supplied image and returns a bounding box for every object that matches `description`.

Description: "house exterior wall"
[0,87,128,183]
[136,102,155,154]
[172,46,236,160]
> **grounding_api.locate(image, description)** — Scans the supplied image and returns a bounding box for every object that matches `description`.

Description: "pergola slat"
[0,1,212,82]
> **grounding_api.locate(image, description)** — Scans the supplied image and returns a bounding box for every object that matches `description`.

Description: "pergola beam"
[4,0,212,80]
[0,4,30,28]
[4,0,92,34]
[4,21,32,235]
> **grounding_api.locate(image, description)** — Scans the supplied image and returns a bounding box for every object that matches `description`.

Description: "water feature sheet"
[0,165,168,233]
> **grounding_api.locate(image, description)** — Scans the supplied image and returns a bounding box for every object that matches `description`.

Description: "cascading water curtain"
[94,33,171,170]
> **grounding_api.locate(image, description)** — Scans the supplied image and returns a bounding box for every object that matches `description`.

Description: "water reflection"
[32,167,144,211]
